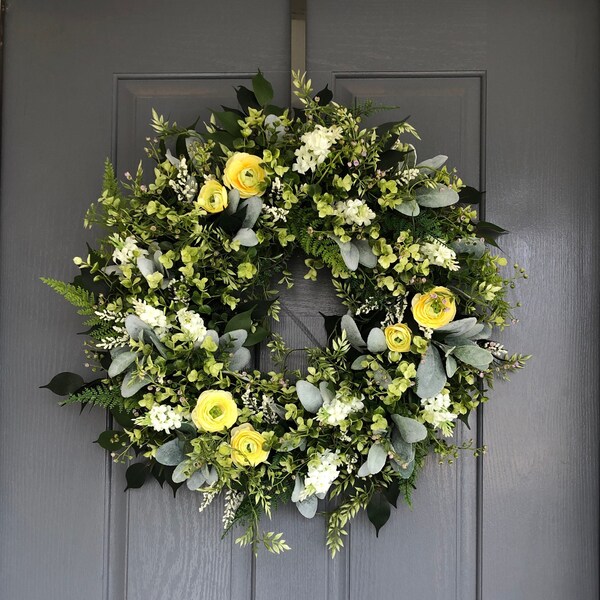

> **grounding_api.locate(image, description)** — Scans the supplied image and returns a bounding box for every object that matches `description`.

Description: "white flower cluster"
[420,389,457,436]
[293,124,342,174]
[301,450,340,499]
[169,156,198,202]
[317,391,364,427]
[133,300,169,330]
[420,239,460,271]
[176,308,207,343]
[137,404,183,434]
[222,489,245,530]
[112,236,143,265]
[399,168,420,185]
[263,204,289,223]
[333,199,376,227]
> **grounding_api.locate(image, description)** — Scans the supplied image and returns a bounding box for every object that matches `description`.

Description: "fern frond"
[62,382,123,410]
[41,277,96,315]
[102,159,119,197]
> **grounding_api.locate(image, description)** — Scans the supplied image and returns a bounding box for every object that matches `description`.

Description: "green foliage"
[41,277,96,315]
[62,382,123,411]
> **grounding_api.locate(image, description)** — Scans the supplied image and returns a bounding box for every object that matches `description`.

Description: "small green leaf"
[40,372,85,396]
[125,462,149,491]
[252,70,274,106]
[367,491,391,536]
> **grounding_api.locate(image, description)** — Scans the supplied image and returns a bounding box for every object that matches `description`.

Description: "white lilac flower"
[334,199,376,227]
[420,239,460,271]
[133,300,169,330]
[176,308,207,343]
[136,404,183,434]
[420,389,457,436]
[300,450,341,499]
[317,391,364,427]
[293,125,342,174]
[399,168,420,185]
[112,236,143,265]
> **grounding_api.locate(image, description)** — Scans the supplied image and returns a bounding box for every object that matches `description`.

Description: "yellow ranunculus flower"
[222,152,266,198]
[197,180,229,213]
[411,286,456,329]
[384,323,412,352]
[230,423,270,466]
[192,390,238,432]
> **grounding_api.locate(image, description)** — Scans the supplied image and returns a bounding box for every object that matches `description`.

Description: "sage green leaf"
[204,466,219,485]
[296,380,323,413]
[415,183,459,208]
[390,458,415,479]
[451,237,486,257]
[108,351,138,378]
[391,428,415,464]
[437,317,478,336]
[252,70,274,106]
[240,197,263,229]
[233,228,259,247]
[331,236,359,271]
[219,329,248,352]
[136,256,157,278]
[395,198,420,216]
[417,154,448,170]
[357,460,372,477]
[318,381,334,403]
[446,354,458,378]
[186,469,206,491]
[453,345,493,368]
[391,414,428,443]
[155,439,185,466]
[291,476,304,503]
[226,189,240,214]
[341,314,366,349]
[296,494,318,519]
[367,327,388,353]
[367,491,391,536]
[144,328,168,358]
[124,314,152,341]
[354,239,378,268]
[373,368,392,389]
[351,355,369,370]
[229,347,251,371]
[40,372,85,396]
[416,344,446,399]
[120,371,151,398]
[172,460,191,484]
[367,442,387,475]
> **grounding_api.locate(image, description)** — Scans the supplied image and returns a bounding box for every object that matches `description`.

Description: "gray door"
[1,2,598,599]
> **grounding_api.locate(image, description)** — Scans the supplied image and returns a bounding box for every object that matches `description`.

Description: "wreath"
[42,71,528,556]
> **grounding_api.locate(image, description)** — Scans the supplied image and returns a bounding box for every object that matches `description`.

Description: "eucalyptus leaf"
[318,381,334,403]
[417,154,448,170]
[395,199,421,216]
[340,314,366,349]
[296,380,323,413]
[228,347,251,371]
[120,371,151,398]
[390,458,415,479]
[367,327,388,353]
[446,354,458,378]
[144,328,168,358]
[453,345,493,368]
[186,469,207,491]
[291,476,304,503]
[450,237,486,257]
[354,239,378,268]
[351,355,369,370]
[219,329,248,352]
[233,228,259,247]
[415,184,459,208]
[330,236,359,271]
[124,314,152,341]
[437,317,478,336]
[240,197,263,229]
[367,443,388,475]
[226,189,240,214]
[415,344,447,399]
[172,461,191,484]
[391,428,415,464]
[137,256,157,278]
[296,494,318,519]
[357,461,372,477]
[155,439,186,466]
[108,351,138,378]
[204,466,219,486]
[391,414,428,443]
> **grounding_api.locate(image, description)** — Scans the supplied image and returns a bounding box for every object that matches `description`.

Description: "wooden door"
[1,1,598,599]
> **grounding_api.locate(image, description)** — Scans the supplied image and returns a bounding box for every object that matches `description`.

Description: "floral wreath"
[42,71,528,556]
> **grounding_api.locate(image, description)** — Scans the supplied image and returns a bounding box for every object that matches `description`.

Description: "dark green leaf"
[377,149,408,172]
[220,105,246,118]
[175,133,188,160]
[367,491,391,536]
[236,85,260,113]
[40,372,85,396]
[458,185,484,204]
[95,430,127,452]
[475,220,509,241]
[244,326,269,347]
[314,85,333,106]
[214,110,242,137]
[252,70,274,106]
[125,462,149,491]
[320,313,341,341]
[225,307,255,333]
[383,480,400,508]
[110,406,135,428]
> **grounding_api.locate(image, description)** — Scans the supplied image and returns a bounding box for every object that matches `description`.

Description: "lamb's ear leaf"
[228,347,252,371]
[367,328,388,353]
[367,443,387,475]
[367,491,391,536]
[233,228,259,247]
[40,372,85,396]
[340,314,366,349]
